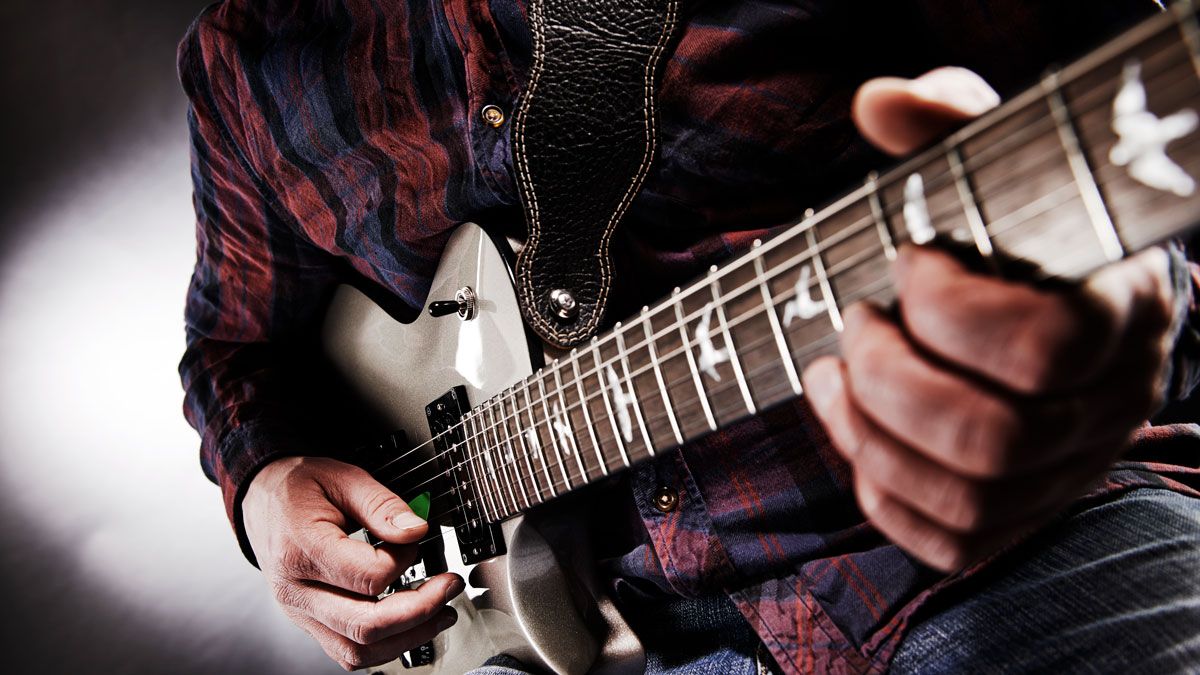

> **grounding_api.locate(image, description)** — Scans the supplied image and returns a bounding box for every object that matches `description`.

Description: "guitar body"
[322,223,644,675]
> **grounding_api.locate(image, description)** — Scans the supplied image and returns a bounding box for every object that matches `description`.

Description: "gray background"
[0,1,342,672]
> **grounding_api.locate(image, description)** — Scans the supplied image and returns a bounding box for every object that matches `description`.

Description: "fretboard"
[426,2,1200,524]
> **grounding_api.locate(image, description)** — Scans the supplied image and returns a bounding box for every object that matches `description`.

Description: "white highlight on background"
[695,304,730,381]
[1110,60,1197,197]
[605,365,635,443]
[552,403,574,456]
[782,265,827,326]
[903,173,935,244]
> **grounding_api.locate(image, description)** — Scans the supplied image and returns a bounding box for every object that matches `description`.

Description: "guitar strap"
[512,0,682,347]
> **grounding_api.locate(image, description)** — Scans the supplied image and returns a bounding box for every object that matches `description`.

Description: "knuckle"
[352,560,394,597]
[339,645,370,671]
[347,607,385,645]
[940,481,989,532]
[272,579,309,612]
[948,391,1016,476]
[279,543,319,580]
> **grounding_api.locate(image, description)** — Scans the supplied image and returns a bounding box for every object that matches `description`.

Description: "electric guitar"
[321,4,1200,673]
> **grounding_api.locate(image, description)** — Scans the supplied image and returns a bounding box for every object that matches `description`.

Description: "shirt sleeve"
[177,22,341,565]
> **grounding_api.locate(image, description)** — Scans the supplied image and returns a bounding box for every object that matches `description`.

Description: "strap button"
[481,104,506,128]
[653,486,679,513]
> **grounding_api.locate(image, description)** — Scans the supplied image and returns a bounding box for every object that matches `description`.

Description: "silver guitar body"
[322,223,644,675]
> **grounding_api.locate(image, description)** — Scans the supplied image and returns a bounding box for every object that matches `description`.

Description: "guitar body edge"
[323,222,645,675]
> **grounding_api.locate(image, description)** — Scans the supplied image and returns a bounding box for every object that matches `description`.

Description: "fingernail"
[909,67,1000,116]
[391,511,426,532]
[443,576,465,604]
[437,609,458,631]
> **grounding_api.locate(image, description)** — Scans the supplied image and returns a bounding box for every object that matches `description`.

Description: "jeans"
[468,488,1200,674]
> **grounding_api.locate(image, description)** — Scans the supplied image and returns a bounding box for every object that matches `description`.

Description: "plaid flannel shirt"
[179,1,1200,671]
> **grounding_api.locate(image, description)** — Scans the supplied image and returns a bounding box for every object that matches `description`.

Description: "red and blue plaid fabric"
[179,1,1200,671]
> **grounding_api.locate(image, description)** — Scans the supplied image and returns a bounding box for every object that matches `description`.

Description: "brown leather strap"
[512,0,682,348]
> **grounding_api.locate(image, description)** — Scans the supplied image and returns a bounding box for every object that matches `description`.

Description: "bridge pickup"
[425,387,506,566]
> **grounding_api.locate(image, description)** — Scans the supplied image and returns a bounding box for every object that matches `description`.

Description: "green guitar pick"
[407,491,432,521]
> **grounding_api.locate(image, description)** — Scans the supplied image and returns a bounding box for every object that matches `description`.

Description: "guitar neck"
[436,2,1200,524]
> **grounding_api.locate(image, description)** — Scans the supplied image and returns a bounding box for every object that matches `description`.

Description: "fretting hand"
[243,456,465,671]
[802,67,1178,572]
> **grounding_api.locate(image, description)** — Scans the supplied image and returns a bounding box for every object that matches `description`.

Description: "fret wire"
[570,353,609,476]
[456,415,484,521]
[374,11,1197,509]
[805,225,844,332]
[642,307,685,444]
[865,172,898,261]
[479,411,511,519]
[460,414,489,521]
[368,16,1195,492]
[945,143,999,270]
[514,386,551,503]
[1042,70,1126,262]
[1178,0,1200,80]
[709,274,757,414]
[487,403,528,510]
[614,323,657,456]
[536,371,574,490]
[592,340,632,467]
[522,379,558,498]
[501,392,543,505]
[491,402,524,517]
[752,242,803,395]
[673,290,719,430]
[552,364,591,481]
[465,413,498,522]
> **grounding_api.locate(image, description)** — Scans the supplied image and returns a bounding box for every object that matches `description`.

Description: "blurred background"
[0,1,342,672]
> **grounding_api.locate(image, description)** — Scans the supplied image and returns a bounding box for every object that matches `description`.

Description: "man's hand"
[801,68,1178,572]
[244,456,464,671]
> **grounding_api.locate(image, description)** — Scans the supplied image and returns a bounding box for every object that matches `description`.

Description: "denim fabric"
[891,488,1200,674]
[468,488,1200,674]
[470,592,763,674]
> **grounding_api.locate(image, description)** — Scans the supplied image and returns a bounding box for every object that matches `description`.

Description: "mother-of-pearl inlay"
[903,173,936,245]
[695,303,730,381]
[1110,60,1198,197]
[782,265,827,326]
[551,402,574,455]
[605,365,636,443]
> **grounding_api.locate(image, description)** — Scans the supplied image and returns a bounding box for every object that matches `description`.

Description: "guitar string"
[367,7,1200,550]
[360,30,1195,482]
[358,33,1194,486]
[385,108,1200,520]
[363,34,1197,500]
[377,79,1200,513]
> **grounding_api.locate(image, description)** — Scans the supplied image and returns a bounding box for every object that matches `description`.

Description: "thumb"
[852,67,1000,156]
[326,464,429,544]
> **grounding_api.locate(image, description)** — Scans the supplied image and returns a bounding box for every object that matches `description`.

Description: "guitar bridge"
[426,387,506,566]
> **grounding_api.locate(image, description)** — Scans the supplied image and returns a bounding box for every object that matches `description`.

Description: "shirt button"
[481,104,506,128]
[653,486,679,513]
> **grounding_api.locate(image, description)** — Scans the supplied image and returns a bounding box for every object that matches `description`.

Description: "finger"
[854,472,1034,573]
[285,528,417,596]
[853,67,1000,156]
[804,357,1105,532]
[277,572,465,646]
[839,303,1084,478]
[324,463,430,544]
[292,605,458,671]
[893,246,1126,394]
